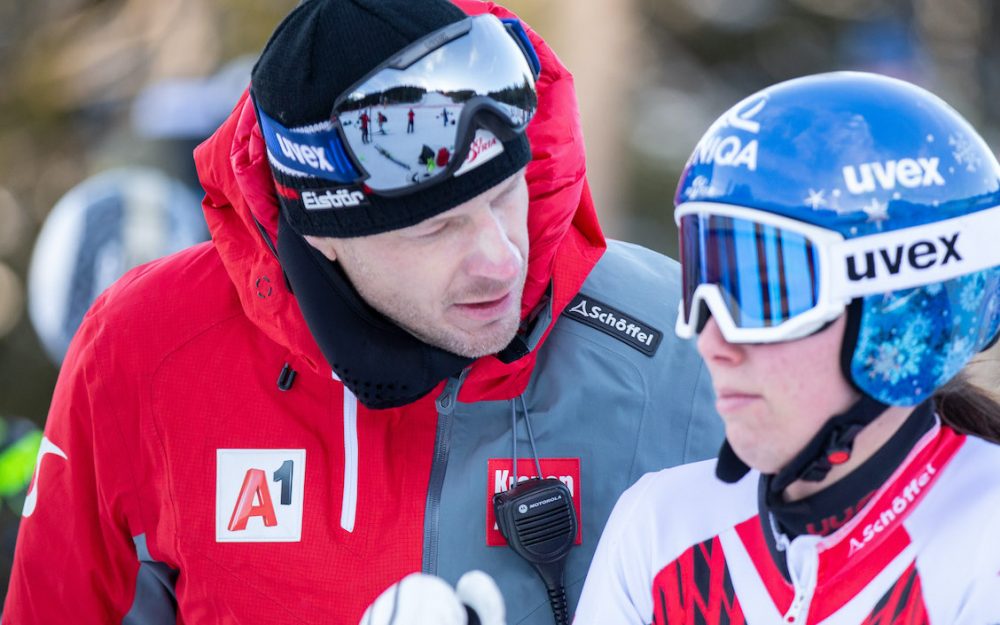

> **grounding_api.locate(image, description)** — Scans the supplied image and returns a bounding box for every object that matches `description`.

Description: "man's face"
[305,169,530,358]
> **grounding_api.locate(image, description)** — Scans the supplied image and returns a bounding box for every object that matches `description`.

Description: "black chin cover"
[715,439,751,483]
[277,211,473,409]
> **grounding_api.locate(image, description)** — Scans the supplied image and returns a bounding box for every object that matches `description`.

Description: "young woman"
[576,72,1000,624]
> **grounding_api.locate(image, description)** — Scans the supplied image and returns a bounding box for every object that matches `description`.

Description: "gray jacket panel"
[123,534,178,625]
[431,240,723,624]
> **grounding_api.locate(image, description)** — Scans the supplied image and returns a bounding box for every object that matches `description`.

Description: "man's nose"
[465,208,523,280]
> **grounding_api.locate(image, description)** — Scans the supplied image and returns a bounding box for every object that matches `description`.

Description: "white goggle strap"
[827,204,1000,300]
[675,203,1000,342]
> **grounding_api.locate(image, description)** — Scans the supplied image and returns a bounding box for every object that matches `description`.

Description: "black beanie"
[251,0,532,238]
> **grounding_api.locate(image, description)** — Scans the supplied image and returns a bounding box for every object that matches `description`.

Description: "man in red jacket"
[3,1,722,623]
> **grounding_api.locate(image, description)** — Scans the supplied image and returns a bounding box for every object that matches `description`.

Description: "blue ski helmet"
[675,72,1000,406]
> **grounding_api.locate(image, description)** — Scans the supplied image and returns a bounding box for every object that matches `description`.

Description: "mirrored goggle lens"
[332,15,537,193]
[679,213,821,330]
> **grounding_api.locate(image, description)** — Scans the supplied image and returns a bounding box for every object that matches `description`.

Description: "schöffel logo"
[842,157,945,195]
[301,188,369,210]
[845,232,962,282]
[564,294,662,356]
[276,135,335,173]
[848,462,936,556]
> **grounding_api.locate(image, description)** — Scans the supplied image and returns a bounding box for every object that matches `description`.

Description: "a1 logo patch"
[486,458,582,546]
[216,449,306,542]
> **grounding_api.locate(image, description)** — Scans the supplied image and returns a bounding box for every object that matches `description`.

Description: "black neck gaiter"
[277,211,475,409]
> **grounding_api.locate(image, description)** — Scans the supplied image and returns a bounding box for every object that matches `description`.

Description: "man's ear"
[303,235,338,261]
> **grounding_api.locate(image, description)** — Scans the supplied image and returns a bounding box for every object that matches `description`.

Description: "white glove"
[359,570,506,625]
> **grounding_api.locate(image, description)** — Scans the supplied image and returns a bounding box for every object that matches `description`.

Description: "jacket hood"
[194,0,605,402]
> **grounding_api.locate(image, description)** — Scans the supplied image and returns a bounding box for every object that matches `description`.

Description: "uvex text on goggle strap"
[676,202,1000,343]
[255,14,539,197]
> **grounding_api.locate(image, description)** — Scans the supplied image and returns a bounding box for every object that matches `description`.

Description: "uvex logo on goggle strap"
[257,107,357,183]
[832,206,1000,299]
[564,294,662,356]
[845,232,961,282]
[277,135,335,173]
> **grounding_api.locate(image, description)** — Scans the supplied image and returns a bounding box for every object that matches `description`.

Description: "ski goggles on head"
[674,202,1000,344]
[256,14,540,197]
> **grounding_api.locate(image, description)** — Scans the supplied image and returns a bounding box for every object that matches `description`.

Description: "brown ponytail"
[934,345,1000,444]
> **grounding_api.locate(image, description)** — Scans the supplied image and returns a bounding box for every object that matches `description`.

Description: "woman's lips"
[715,390,761,414]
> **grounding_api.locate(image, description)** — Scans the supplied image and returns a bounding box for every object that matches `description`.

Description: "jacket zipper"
[422,373,467,575]
[783,535,819,623]
[340,385,359,532]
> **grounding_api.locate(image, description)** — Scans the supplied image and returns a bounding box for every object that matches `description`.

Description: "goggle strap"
[501,18,541,79]
[828,204,1000,299]
[256,107,360,183]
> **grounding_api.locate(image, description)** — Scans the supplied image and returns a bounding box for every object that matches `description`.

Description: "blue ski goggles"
[677,204,841,343]
[256,14,539,197]
[676,202,1000,343]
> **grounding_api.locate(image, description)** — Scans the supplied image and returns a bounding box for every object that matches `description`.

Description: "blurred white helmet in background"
[27,167,207,365]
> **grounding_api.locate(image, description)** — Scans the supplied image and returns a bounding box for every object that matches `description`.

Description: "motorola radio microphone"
[493,477,577,625]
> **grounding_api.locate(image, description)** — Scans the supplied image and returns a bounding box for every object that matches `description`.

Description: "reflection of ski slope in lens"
[346,100,464,190]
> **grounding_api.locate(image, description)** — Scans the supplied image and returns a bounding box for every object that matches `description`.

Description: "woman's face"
[697,315,860,474]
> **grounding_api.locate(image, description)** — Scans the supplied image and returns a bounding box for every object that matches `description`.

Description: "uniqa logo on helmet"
[686,96,766,172]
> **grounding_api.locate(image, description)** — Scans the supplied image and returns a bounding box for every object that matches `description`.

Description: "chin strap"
[715,394,889,489]
[770,394,889,493]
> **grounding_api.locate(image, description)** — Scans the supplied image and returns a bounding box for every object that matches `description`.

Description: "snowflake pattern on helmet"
[959,273,986,311]
[851,269,1000,405]
[949,133,982,173]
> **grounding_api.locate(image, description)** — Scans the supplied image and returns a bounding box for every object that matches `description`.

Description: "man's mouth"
[453,291,515,321]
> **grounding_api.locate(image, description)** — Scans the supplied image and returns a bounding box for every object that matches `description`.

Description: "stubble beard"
[392,268,527,358]
[337,242,529,359]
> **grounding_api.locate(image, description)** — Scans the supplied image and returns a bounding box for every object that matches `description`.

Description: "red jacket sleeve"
[3,299,149,623]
